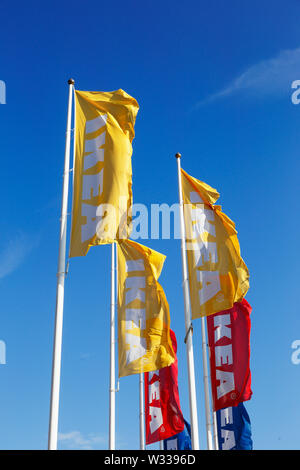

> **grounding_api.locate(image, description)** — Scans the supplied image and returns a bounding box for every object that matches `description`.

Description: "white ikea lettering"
[187,191,221,308]
[148,370,158,381]
[82,170,104,200]
[125,260,147,364]
[149,378,160,403]
[81,204,105,242]
[191,207,216,238]
[197,271,221,305]
[126,259,145,272]
[190,191,204,204]
[192,241,218,267]
[147,373,163,436]
[221,407,233,427]
[214,314,231,342]
[125,308,146,330]
[166,438,178,450]
[125,277,146,305]
[125,333,146,364]
[216,370,235,399]
[149,406,163,434]
[84,114,107,170]
[84,130,106,153]
[80,114,107,242]
[213,313,235,400]
[212,311,236,402]
[220,408,235,449]
[84,132,105,170]
[215,344,233,367]
[81,203,116,243]
[85,114,107,134]
[84,147,104,171]
[221,429,235,450]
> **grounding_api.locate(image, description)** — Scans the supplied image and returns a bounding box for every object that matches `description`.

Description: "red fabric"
[207,298,252,412]
[144,330,185,444]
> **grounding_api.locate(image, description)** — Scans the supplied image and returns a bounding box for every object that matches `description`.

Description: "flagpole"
[205,317,219,450]
[109,242,116,450]
[139,373,145,450]
[201,317,214,449]
[209,312,219,450]
[213,411,219,450]
[48,78,74,450]
[175,152,200,450]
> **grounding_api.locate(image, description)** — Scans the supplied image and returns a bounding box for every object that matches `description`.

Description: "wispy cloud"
[0,232,39,280]
[58,431,106,450]
[196,46,300,107]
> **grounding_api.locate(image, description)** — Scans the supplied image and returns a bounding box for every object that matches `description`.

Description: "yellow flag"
[181,168,249,319]
[117,239,175,377]
[69,89,139,257]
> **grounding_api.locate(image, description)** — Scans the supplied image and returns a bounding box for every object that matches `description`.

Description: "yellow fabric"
[117,239,175,377]
[69,89,139,257]
[181,168,249,318]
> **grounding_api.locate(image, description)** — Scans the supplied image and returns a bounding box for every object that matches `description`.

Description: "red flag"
[144,330,185,444]
[207,298,252,412]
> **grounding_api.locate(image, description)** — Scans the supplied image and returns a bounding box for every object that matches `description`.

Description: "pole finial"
[68,78,75,85]
[175,152,182,159]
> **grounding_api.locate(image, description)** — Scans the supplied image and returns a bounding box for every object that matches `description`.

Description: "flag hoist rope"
[48,79,74,450]
[175,153,200,450]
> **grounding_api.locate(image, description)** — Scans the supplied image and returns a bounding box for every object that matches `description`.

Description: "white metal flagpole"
[201,317,214,449]
[109,242,116,450]
[175,152,200,450]
[204,314,219,450]
[139,373,145,449]
[48,78,74,450]
[213,411,219,450]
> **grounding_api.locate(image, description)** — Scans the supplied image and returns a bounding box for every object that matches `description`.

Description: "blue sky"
[1,0,300,450]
